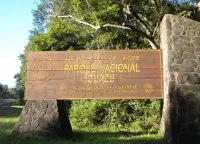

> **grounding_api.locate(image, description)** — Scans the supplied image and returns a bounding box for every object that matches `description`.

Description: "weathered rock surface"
[12,100,72,138]
[161,14,200,143]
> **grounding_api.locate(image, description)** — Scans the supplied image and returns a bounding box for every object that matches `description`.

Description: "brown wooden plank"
[25,79,162,90]
[25,89,163,100]
[25,50,163,100]
[26,60,161,71]
[26,50,162,61]
[26,70,162,81]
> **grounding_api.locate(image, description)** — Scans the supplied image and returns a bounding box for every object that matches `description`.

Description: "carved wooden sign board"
[25,50,163,100]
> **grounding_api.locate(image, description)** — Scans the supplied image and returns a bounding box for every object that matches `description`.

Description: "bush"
[69,100,161,132]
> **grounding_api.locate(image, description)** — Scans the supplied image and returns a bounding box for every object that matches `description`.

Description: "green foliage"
[27,33,53,51]
[27,0,199,52]
[27,20,90,51]
[70,100,161,133]
[30,0,169,50]
[0,83,17,99]
[14,54,26,103]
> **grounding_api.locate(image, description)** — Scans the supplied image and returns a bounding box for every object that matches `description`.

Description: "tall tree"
[16,0,199,100]
[46,0,177,49]
[29,0,199,51]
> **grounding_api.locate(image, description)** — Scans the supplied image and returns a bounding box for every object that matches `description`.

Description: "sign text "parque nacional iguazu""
[25,50,163,100]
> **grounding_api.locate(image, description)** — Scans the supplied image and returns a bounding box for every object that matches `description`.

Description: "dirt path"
[0,99,16,116]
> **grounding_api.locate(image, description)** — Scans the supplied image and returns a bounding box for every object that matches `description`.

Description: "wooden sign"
[25,50,163,100]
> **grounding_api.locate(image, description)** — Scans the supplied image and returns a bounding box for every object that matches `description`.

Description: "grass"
[0,104,170,144]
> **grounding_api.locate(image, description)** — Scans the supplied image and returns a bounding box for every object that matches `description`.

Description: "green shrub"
[69,100,161,132]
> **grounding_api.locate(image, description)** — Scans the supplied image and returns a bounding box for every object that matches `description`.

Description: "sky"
[0,0,36,88]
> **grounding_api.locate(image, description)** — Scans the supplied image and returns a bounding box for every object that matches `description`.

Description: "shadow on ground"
[71,131,169,144]
[0,130,169,144]
[0,106,22,117]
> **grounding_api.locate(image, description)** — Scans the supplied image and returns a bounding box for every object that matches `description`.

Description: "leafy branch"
[50,14,158,49]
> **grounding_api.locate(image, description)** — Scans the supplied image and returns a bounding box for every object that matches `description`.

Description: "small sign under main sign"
[25,50,163,100]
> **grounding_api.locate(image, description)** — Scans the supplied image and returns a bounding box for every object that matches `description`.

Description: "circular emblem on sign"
[29,61,55,82]
[143,83,153,93]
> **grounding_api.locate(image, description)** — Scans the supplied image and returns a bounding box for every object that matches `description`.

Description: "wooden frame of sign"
[25,50,163,100]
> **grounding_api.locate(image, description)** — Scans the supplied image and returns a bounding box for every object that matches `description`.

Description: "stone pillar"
[160,14,200,143]
[12,100,73,138]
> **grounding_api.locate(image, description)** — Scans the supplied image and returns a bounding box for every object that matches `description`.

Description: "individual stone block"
[171,64,180,71]
[198,56,200,63]
[196,47,200,53]
[194,37,200,46]
[180,66,195,72]
[187,30,196,37]
[182,52,196,59]
[183,43,195,53]
[183,60,197,68]
[186,73,200,84]
[196,65,200,73]
[172,42,183,50]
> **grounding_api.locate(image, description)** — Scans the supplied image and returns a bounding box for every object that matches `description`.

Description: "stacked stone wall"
[161,14,200,143]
